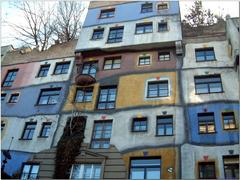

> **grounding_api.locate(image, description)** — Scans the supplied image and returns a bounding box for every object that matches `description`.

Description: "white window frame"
[137,54,152,67]
[70,164,102,179]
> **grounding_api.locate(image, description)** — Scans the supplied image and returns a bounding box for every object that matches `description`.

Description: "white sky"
[1,0,239,48]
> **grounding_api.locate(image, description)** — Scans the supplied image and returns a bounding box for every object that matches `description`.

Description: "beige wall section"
[89,1,131,9]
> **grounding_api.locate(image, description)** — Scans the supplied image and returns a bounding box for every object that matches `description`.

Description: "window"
[158,22,168,32]
[138,56,151,65]
[99,8,115,19]
[2,69,18,87]
[70,164,101,179]
[157,3,168,10]
[92,29,104,40]
[1,121,6,131]
[195,48,215,62]
[75,88,93,103]
[194,75,223,94]
[37,88,61,105]
[198,112,215,134]
[147,81,169,98]
[222,112,237,130]
[130,158,161,180]
[8,93,19,103]
[132,118,147,132]
[156,115,173,136]
[21,122,37,140]
[198,162,216,179]
[53,62,70,74]
[97,86,117,110]
[39,122,51,137]
[159,52,170,61]
[82,62,97,77]
[107,27,124,43]
[91,121,112,149]
[141,3,153,13]
[103,57,121,70]
[37,65,50,77]
[135,23,153,34]
[223,155,239,179]
[21,163,39,180]
[1,93,6,101]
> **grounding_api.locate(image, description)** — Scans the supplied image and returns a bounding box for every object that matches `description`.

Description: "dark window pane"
[75,88,93,102]
[196,48,215,62]
[132,118,147,132]
[92,29,104,40]
[198,113,215,134]
[2,69,18,87]
[107,27,124,43]
[22,123,37,140]
[100,9,115,18]
[97,87,117,110]
[141,3,153,13]
[38,65,50,77]
[37,88,61,105]
[8,94,19,103]
[199,162,216,179]
[158,23,168,31]
[148,81,169,98]
[157,116,173,136]
[54,62,70,74]
[136,23,152,34]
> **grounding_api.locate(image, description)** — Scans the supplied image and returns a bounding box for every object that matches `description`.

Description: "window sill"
[158,30,169,33]
[19,138,32,140]
[51,73,68,76]
[198,132,217,135]
[196,59,217,62]
[141,11,153,13]
[103,67,121,71]
[35,103,57,106]
[98,16,114,19]
[132,130,148,133]
[38,136,48,138]
[135,32,153,35]
[90,38,103,41]
[106,41,122,44]
[74,101,92,104]
[156,134,174,137]
[35,76,47,78]
[195,91,224,95]
[7,102,17,104]
[223,128,238,131]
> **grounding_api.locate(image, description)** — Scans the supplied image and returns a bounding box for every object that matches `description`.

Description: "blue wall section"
[188,103,239,144]
[84,1,180,27]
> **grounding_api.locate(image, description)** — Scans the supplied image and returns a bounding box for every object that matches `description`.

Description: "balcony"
[75,74,96,86]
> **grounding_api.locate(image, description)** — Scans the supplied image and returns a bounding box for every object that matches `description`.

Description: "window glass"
[2,69,18,87]
[136,23,153,34]
[107,27,124,43]
[159,52,170,61]
[195,48,215,62]
[37,65,50,77]
[198,113,215,133]
[141,3,153,13]
[147,81,169,98]
[100,9,115,18]
[132,118,147,132]
[222,112,237,130]
[157,116,173,136]
[97,87,117,109]
[54,62,70,74]
[38,88,61,105]
[158,23,168,32]
[92,29,104,40]
[199,162,216,179]
[70,164,101,179]
[8,93,19,103]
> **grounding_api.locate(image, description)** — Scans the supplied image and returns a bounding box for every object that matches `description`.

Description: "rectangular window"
[141,3,153,13]
[159,52,170,61]
[21,122,37,140]
[135,23,153,34]
[132,117,147,132]
[39,122,51,137]
[147,81,169,98]
[222,112,237,130]
[195,48,215,62]
[37,65,50,77]
[1,121,6,131]
[107,27,124,43]
[1,93,6,101]
[198,162,216,179]
[157,3,168,10]
[21,163,39,180]
[138,56,151,66]
[103,57,121,70]
[198,112,215,134]
[223,155,239,179]
[92,29,104,40]
[8,93,19,103]
[82,62,97,78]
[75,87,93,103]
[2,69,18,87]
[91,121,112,149]
[37,88,61,105]
[130,158,161,180]
[156,115,173,136]
[194,74,223,94]
[70,164,101,179]
[53,62,70,74]
[97,86,117,110]
[158,22,168,32]
[99,8,115,19]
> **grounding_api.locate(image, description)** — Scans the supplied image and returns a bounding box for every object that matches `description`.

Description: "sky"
[1,0,239,48]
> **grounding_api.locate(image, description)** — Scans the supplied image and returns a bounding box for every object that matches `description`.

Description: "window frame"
[156,115,173,136]
[37,88,61,105]
[53,61,70,75]
[21,122,37,140]
[99,8,115,19]
[223,155,239,179]
[157,3,168,10]
[158,22,168,32]
[107,27,124,43]
[198,112,216,134]
[198,161,216,179]
[138,55,151,66]
[97,86,117,110]
[75,87,93,103]
[20,163,40,180]
[70,163,102,179]
[158,52,170,61]
[222,112,237,130]
[135,22,153,34]
[91,28,104,40]
[147,80,169,98]
[2,69,18,87]
[132,117,148,132]
[195,48,216,62]
[39,122,52,138]
[141,3,153,13]
[37,64,50,77]
[103,57,121,70]
[8,93,19,103]
[81,61,98,78]
[1,93,7,102]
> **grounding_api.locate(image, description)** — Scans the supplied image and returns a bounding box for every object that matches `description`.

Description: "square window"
[82,62,97,78]
[8,93,19,103]
[222,112,237,130]
[147,81,169,98]
[21,163,39,180]
[2,69,18,87]
[103,57,121,70]
[198,162,216,179]
[37,65,50,77]
[53,62,70,75]
[39,122,52,137]
[159,52,170,61]
[198,112,215,134]
[135,23,153,34]
[21,122,37,140]
[138,56,151,66]
[141,3,153,13]
[99,8,115,19]
[195,48,215,62]
[92,29,104,40]
[156,115,173,136]
[75,87,93,103]
[158,22,168,32]
[97,86,117,110]
[107,27,124,43]
[37,88,61,105]
[132,118,147,132]
[157,3,168,10]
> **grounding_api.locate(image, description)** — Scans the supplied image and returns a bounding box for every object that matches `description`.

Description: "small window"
[157,3,168,10]
[2,69,18,87]
[103,57,121,70]
[222,112,237,130]
[198,162,216,179]
[82,62,97,78]
[39,122,52,137]
[21,163,39,180]
[100,8,115,19]
[37,65,50,77]
[147,81,169,98]
[159,52,170,61]
[135,23,153,34]
[194,74,223,94]
[141,3,153,13]
[107,27,124,43]
[75,87,93,103]
[1,93,6,101]
[8,93,19,103]
[132,117,147,132]
[92,29,104,40]
[97,86,117,110]
[70,164,101,179]
[53,62,70,75]
[91,121,112,149]
[195,48,215,62]
[1,121,6,131]
[138,56,151,66]
[198,112,215,134]
[156,115,173,136]
[223,155,239,179]
[37,88,61,105]
[21,122,37,140]
[158,22,168,32]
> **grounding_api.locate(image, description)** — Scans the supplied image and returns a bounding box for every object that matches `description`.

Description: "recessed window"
[70,164,101,179]
[194,74,223,94]
[141,3,153,13]
[82,62,97,78]
[92,29,104,40]
[158,22,168,32]
[159,52,170,61]
[97,86,117,110]
[138,56,151,66]
[195,48,215,62]
[21,122,37,140]
[2,69,18,87]
[37,65,50,77]
[37,88,61,105]
[99,8,115,19]
[135,23,153,34]
[1,93,6,101]
[53,62,70,75]
[75,87,93,103]
[157,3,168,10]
[8,93,19,103]
[21,163,39,180]
[198,162,216,179]
[1,121,6,131]
[103,57,121,70]
[222,112,237,130]
[223,155,239,179]
[107,27,124,43]
[147,81,169,98]
[198,112,215,134]
[39,122,51,137]
[91,121,112,149]
[132,117,147,132]
[156,115,173,136]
